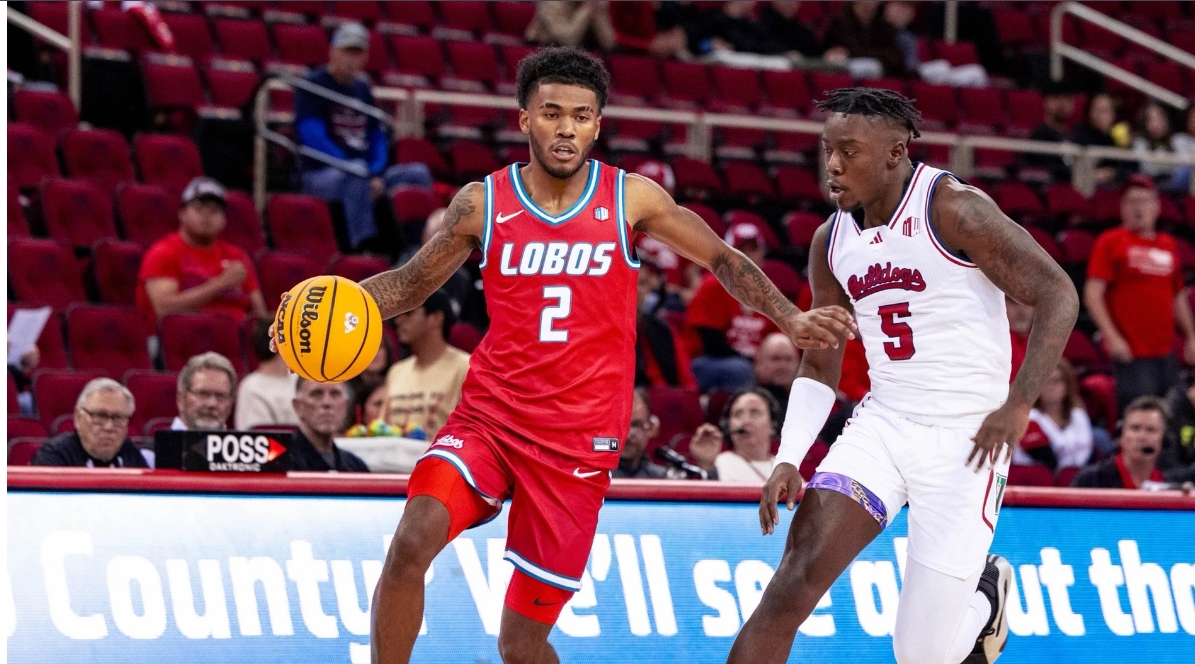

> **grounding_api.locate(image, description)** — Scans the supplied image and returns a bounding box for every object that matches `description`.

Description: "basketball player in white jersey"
[727,89,1079,664]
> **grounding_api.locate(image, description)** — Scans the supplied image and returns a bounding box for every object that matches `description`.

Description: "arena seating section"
[9,1,1195,484]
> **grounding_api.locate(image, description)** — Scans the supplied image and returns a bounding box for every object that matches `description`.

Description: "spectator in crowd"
[758,1,824,59]
[526,1,616,50]
[1085,175,1195,410]
[1006,295,1034,380]
[704,2,772,55]
[883,1,920,74]
[634,161,703,306]
[1068,93,1126,185]
[1073,396,1168,489]
[822,1,908,78]
[1162,374,1195,475]
[355,341,396,391]
[1027,85,1076,181]
[1167,105,1195,192]
[295,23,433,252]
[612,388,670,479]
[1013,359,1093,471]
[350,379,388,428]
[137,177,269,333]
[636,261,697,389]
[396,207,481,325]
[686,223,780,391]
[1133,101,1176,179]
[235,320,299,430]
[386,290,470,439]
[289,378,369,472]
[172,352,236,431]
[655,1,713,58]
[754,332,799,420]
[31,378,151,467]
[8,342,39,416]
[689,387,779,482]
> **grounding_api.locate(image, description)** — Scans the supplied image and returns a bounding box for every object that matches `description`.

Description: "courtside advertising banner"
[6,491,1194,663]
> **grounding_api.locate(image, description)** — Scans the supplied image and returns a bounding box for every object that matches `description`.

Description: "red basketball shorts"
[406,421,611,623]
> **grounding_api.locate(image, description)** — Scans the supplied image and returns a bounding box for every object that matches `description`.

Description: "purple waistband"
[806,471,889,529]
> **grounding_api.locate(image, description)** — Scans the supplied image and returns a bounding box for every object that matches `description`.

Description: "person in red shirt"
[136,177,270,332]
[686,222,781,390]
[636,260,697,389]
[1084,175,1195,412]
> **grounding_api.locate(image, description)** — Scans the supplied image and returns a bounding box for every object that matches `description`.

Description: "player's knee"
[891,630,951,664]
[385,497,449,576]
[496,629,548,664]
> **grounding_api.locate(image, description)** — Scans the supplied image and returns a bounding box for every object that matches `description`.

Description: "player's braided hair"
[816,87,923,140]
[516,46,610,111]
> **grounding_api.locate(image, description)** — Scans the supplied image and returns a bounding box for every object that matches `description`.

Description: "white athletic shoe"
[963,553,1012,664]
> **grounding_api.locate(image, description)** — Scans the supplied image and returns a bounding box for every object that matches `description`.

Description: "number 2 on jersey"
[540,286,572,342]
[878,302,916,360]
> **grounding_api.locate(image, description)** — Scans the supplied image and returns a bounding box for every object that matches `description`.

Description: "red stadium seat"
[273,24,330,67]
[381,1,435,30]
[958,87,1005,132]
[711,66,762,111]
[330,1,383,23]
[1055,467,1081,488]
[1008,464,1055,487]
[33,370,105,430]
[1046,183,1090,218]
[204,60,261,108]
[645,387,705,457]
[396,137,450,179]
[141,56,207,111]
[1159,195,1184,225]
[1005,90,1044,135]
[328,254,391,282]
[761,70,811,115]
[662,61,712,106]
[213,19,273,64]
[783,211,826,248]
[449,141,502,180]
[498,44,536,83]
[1080,373,1118,431]
[445,41,499,88]
[8,439,43,466]
[8,377,20,416]
[682,202,726,237]
[392,187,440,225]
[909,82,958,128]
[1089,189,1122,223]
[762,260,805,301]
[66,304,152,377]
[1144,61,1185,95]
[1063,328,1105,372]
[775,165,823,201]
[437,1,492,36]
[491,2,535,38]
[27,2,70,37]
[256,251,321,309]
[363,29,392,75]
[92,239,145,305]
[809,72,854,103]
[92,7,160,52]
[118,183,179,246]
[222,190,266,256]
[799,440,831,481]
[40,178,117,248]
[8,417,48,441]
[993,10,1035,45]
[61,127,136,195]
[8,180,30,238]
[7,304,69,370]
[672,157,724,196]
[1057,229,1095,265]
[994,182,1045,218]
[7,239,86,308]
[723,161,775,198]
[448,322,483,353]
[123,370,180,434]
[161,13,215,60]
[159,313,245,374]
[8,122,60,189]
[134,134,204,194]
[388,35,446,86]
[12,89,78,138]
[266,194,339,264]
[607,55,661,102]
[933,40,980,66]
[1082,23,1126,57]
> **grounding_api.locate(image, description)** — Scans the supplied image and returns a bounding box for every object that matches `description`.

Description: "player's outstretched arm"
[625,174,856,350]
[359,182,484,320]
[761,221,851,534]
[932,178,1080,468]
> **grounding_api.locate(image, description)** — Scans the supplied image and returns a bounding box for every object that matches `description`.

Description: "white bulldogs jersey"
[827,163,1011,426]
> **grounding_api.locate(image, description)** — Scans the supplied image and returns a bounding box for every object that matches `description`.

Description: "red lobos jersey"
[451,160,640,468]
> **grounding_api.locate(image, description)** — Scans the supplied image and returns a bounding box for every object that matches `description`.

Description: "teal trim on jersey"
[479,175,494,269]
[615,169,640,269]
[504,548,583,591]
[509,160,601,226]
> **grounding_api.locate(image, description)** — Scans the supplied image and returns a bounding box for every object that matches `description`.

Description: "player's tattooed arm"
[359,182,483,320]
[626,174,856,349]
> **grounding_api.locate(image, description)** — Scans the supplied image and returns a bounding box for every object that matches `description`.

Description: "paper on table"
[7,306,52,367]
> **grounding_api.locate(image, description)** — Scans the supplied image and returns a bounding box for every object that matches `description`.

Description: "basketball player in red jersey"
[357,48,855,664]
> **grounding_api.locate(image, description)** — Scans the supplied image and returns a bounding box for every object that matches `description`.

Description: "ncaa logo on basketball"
[298,285,326,354]
[275,292,292,345]
[594,206,609,221]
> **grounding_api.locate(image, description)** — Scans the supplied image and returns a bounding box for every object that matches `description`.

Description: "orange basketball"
[273,275,383,383]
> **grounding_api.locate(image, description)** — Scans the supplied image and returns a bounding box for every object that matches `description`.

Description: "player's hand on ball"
[786,306,857,350]
[968,401,1031,471]
[267,322,277,353]
[760,462,804,535]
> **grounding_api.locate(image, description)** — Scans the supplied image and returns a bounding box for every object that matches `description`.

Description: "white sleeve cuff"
[774,377,836,470]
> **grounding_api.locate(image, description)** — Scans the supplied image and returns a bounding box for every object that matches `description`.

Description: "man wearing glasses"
[31,378,152,468]
[171,352,237,431]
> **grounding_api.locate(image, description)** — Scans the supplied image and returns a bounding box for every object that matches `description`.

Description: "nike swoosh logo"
[533,597,561,606]
[495,210,523,224]
[573,468,602,478]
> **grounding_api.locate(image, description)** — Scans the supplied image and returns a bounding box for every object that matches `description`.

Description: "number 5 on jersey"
[540,286,572,342]
[878,302,916,361]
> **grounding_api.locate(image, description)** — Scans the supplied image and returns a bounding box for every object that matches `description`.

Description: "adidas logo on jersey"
[869,234,884,245]
[499,241,616,277]
[847,262,927,301]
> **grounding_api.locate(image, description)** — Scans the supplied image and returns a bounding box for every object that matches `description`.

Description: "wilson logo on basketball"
[298,285,326,354]
[847,262,927,301]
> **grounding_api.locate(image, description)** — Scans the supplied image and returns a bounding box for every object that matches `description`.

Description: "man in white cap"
[136,176,270,332]
[295,22,433,253]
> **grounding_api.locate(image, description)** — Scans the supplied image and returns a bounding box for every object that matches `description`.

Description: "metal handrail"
[1051,1,1195,110]
[6,3,81,109]
[254,80,1195,206]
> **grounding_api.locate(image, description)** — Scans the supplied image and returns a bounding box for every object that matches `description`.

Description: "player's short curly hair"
[816,87,923,140]
[516,46,610,111]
